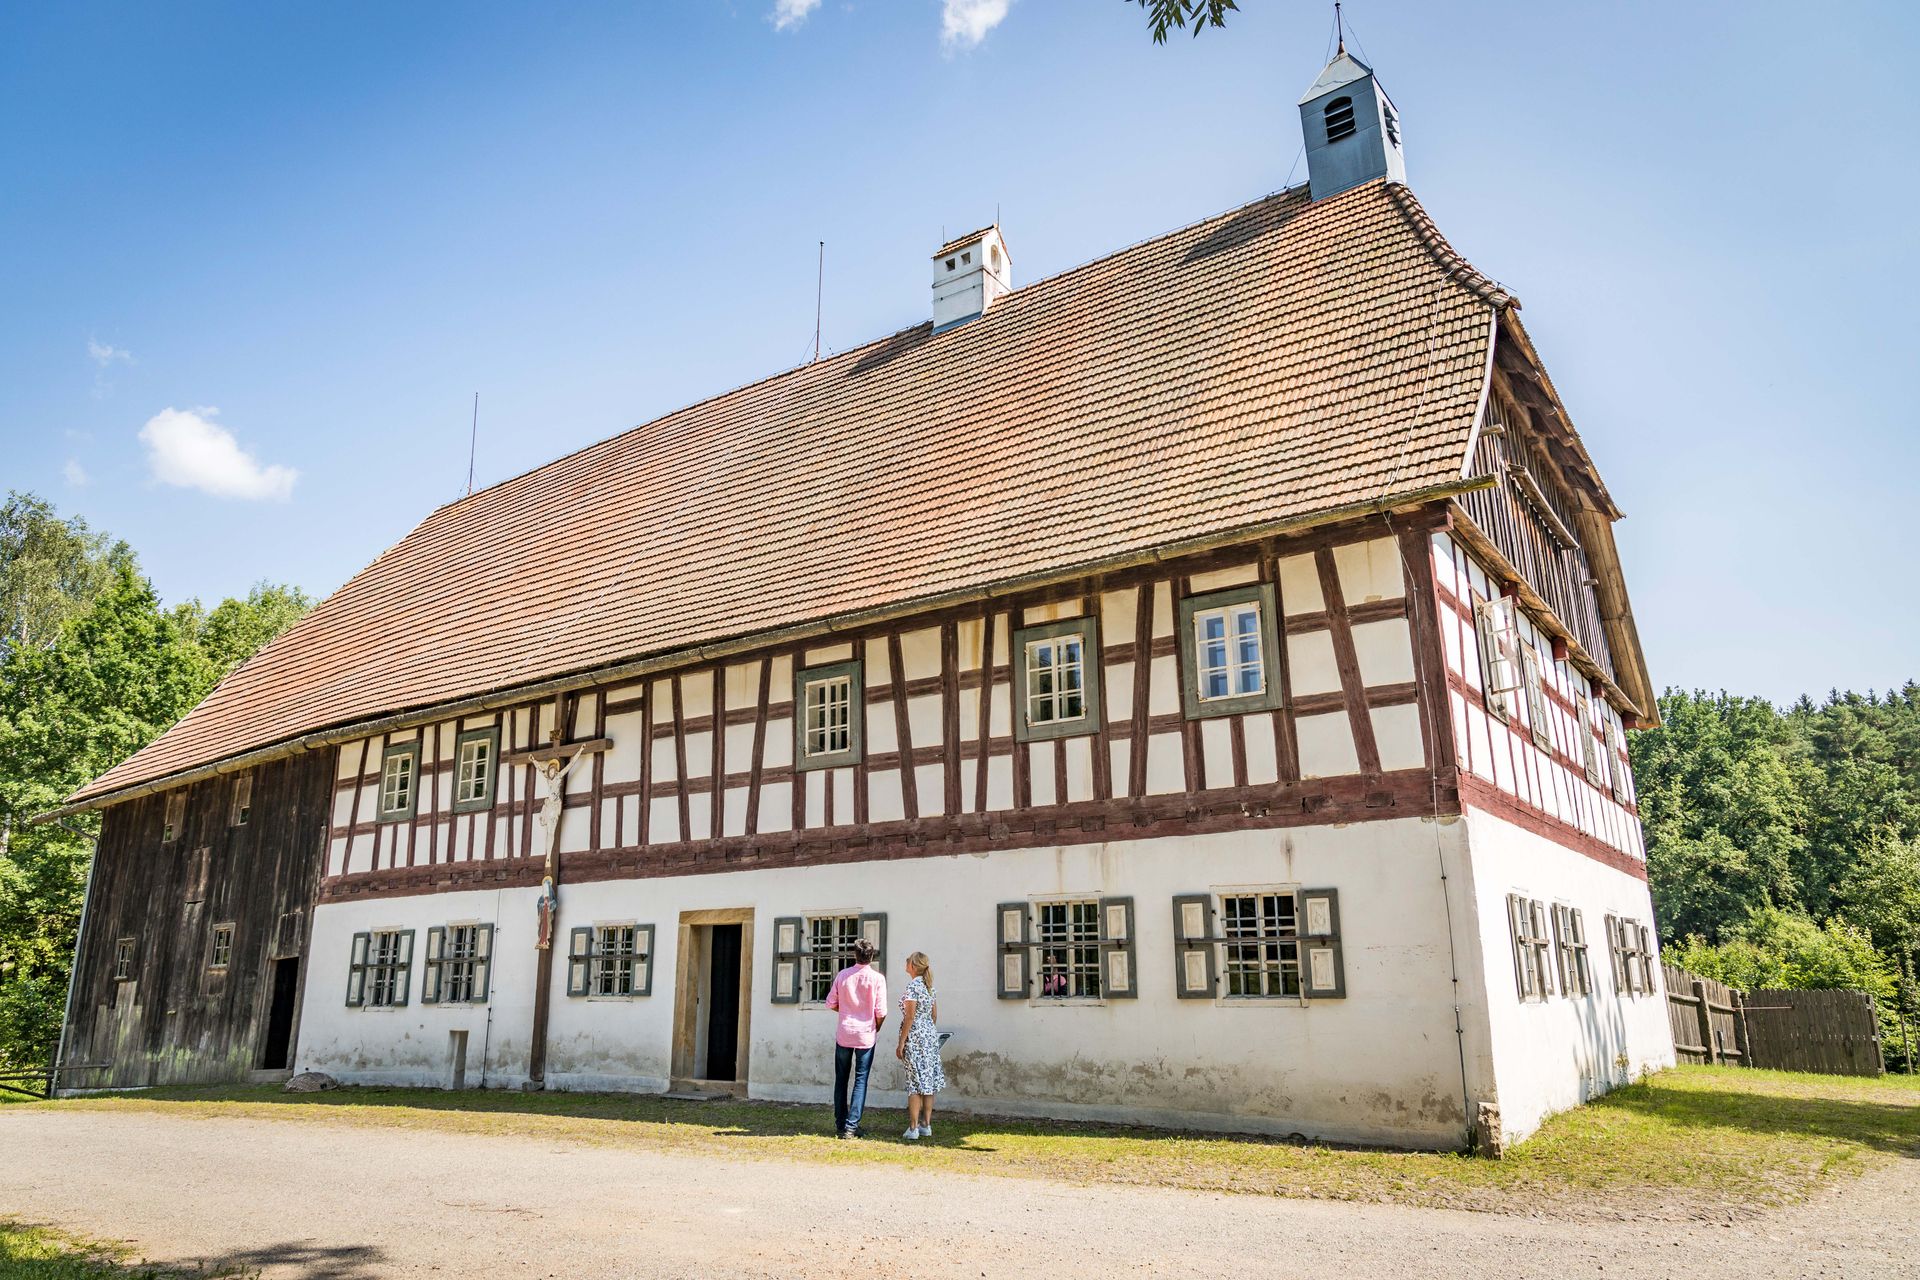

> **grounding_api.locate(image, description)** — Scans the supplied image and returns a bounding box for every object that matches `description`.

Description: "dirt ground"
[4,1107,1917,1279]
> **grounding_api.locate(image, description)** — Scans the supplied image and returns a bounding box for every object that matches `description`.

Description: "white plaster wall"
[1456,807,1675,1144]
[298,819,1482,1148]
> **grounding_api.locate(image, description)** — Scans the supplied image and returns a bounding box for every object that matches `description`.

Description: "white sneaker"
[902,1126,920,1141]
[919,1124,932,1138]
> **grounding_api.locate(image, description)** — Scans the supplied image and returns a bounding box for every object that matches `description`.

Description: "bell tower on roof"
[1298,39,1405,199]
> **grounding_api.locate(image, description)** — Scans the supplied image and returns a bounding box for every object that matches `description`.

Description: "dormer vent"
[932,225,1012,331]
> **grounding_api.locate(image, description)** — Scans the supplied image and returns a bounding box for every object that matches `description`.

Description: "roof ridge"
[1383,182,1517,310]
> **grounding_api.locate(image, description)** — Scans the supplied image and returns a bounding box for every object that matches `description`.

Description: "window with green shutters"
[1507,894,1553,1001]
[771,913,885,1004]
[347,928,413,1008]
[422,923,493,1004]
[994,898,1135,1001]
[1172,888,1344,1000]
[566,923,655,998]
[1552,904,1592,997]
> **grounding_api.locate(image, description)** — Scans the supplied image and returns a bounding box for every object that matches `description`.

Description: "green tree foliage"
[0,491,135,656]
[1128,0,1238,43]
[0,495,311,1068]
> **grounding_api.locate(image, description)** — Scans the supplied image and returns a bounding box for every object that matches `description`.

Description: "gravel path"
[4,1108,1916,1279]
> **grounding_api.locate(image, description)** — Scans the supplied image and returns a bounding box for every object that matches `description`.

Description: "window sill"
[1026,997,1108,1008]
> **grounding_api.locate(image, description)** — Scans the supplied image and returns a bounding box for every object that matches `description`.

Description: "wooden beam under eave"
[1569,508,1660,728]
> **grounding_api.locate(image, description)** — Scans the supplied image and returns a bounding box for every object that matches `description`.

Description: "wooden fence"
[1663,964,1883,1076]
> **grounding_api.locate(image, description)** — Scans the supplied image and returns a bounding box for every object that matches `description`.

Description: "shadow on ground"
[1,1227,387,1280]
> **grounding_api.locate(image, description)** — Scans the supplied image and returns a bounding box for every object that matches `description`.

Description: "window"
[1552,905,1591,997]
[114,937,136,981]
[1171,888,1345,1000]
[209,922,235,971]
[566,923,656,998]
[452,728,499,813]
[1507,894,1553,1001]
[1603,714,1629,804]
[423,923,494,1004]
[1521,647,1552,750]
[770,913,884,1004]
[1324,94,1357,142]
[1177,584,1282,719]
[347,928,414,1008]
[945,256,956,270]
[377,741,422,822]
[1475,594,1521,721]
[1014,617,1102,741]
[1577,694,1602,786]
[1608,915,1656,997]
[229,773,252,827]
[995,898,1136,1001]
[793,660,863,770]
[161,791,185,844]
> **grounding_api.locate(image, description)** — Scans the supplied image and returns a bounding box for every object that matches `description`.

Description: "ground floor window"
[770,913,886,1004]
[1553,904,1592,997]
[1171,888,1344,1000]
[995,898,1136,1001]
[1219,892,1301,998]
[1037,900,1104,999]
[423,922,494,1004]
[1608,914,1656,996]
[1508,894,1553,1001]
[567,923,655,998]
[347,928,414,1008]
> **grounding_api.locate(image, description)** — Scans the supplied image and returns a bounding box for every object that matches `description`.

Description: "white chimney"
[931,225,1012,331]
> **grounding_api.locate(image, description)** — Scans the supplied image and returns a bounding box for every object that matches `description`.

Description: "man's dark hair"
[853,939,878,965]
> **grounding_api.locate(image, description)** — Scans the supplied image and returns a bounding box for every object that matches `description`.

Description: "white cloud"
[942,0,1011,48]
[771,0,820,30]
[138,407,298,502]
[88,337,132,368]
[63,459,89,487]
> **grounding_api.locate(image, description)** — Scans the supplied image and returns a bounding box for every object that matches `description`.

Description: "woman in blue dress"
[895,951,946,1140]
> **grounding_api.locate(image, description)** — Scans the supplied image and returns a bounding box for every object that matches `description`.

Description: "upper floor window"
[1177,584,1282,719]
[377,740,421,822]
[229,772,252,827]
[1172,888,1344,1000]
[1475,594,1522,722]
[1014,617,1102,741]
[1576,693,1603,786]
[1324,95,1357,142]
[452,727,499,813]
[793,659,863,771]
[346,928,413,1008]
[1603,713,1629,804]
[161,791,185,844]
[566,922,655,998]
[1520,647,1552,750]
[114,936,136,981]
[209,922,235,971]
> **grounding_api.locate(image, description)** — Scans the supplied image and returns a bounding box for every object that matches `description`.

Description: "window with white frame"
[1014,617,1101,740]
[346,928,413,1008]
[566,923,655,998]
[209,922,235,970]
[377,741,421,821]
[114,936,136,980]
[1177,584,1281,718]
[1577,694,1603,786]
[770,912,885,1003]
[793,660,863,770]
[1608,915,1656,997]
[1475,595,1522,721]
[1552,904,1591,997]
[994,898,1136,1001]
[423,922,493,1004]
[1507,894,1553,1001]
[1170,888,1345,1000]
[229,773,252,827]
[453,727,499,812]
[1521,646,1552,750]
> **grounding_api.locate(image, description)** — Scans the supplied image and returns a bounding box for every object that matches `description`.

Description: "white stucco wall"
[298,815,1484,1149]
[1456,807,1675,1143]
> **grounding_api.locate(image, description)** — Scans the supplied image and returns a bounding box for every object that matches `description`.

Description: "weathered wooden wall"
[61,747,336,1089]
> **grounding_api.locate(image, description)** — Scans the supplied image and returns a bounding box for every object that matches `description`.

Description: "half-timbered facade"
[52,49,1672,1148]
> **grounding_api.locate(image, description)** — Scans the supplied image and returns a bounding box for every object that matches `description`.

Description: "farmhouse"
[51,49,1673,1148]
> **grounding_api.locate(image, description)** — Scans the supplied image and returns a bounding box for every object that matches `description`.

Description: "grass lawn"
[0,1221,254,1279]
[25,1066,1920,1220]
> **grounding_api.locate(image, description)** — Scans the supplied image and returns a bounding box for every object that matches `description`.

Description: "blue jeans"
[833,1044,875,1134]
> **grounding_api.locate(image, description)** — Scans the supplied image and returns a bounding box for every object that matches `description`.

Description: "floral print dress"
[900,976,946,1095]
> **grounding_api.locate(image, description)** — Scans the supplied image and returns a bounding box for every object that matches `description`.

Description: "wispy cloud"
[138,407,298,502]
[63,459,89,487]
[88,337,132,368]
[771,0,820,30]
[942,0,1011,48]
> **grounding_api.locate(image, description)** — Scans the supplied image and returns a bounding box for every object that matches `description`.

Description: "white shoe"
[919,1125,932,1137]
[902,1126,920,1140]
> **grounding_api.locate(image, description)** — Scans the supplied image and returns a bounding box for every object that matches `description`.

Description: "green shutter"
[391,929,415,1007]
[345,931,370,1007]
[633,924,655,997]
[474,923,494,1003]
[421,926,445,1004]
[995,902,1030,1000]
[771,916,802,1004]
[1171,894,1214,999]
[858,913,887,974]
[1300,888,1345,1000]
[1098,897,1137,999]
[566,926,592,997]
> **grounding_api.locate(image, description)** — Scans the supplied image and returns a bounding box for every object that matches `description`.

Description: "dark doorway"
[261,958,299,1069]
[703,924,743,1081]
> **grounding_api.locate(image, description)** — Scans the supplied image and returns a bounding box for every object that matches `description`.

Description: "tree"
[0,491,136,657]
[1128,0,1238,43]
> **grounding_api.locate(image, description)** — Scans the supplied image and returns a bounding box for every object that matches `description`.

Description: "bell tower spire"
[1298,38,1405,200]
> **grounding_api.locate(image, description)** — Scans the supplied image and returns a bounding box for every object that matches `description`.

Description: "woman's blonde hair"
[906,950,932,988]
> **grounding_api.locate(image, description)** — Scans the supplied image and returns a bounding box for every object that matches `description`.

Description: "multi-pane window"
[1553,904,1592,997]
[1476,595,1522,721]
[229,773,252,827]
[1178,584,1281,718]
[367,930,408,1007]
[1026,633,1085,726]
[593,925,639,996]
[1609,915,1657,997]
[794,660,862,770]
[114,937,136,980]
[1220,892,1302,998]
[161,791,185,843]
[378,742,420,820]
[1036,900,1103,1000]
[209,922,235,970]
[1507,894,1553,1001]
[1521,647,1552,750]
[443,924,482,1003]
[453,729,498,812]
[1577,695,1603,786]
[807,914,861,1002]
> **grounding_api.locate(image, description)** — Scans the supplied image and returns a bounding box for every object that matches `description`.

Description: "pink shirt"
[825,964,888,1049]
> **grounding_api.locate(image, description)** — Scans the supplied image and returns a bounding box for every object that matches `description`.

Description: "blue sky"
[2,0,1915,705]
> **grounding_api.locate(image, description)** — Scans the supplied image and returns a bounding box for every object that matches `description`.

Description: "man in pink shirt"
[825,938,888,1138]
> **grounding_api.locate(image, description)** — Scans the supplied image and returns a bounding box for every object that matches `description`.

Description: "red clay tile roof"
[71,179,1512,806]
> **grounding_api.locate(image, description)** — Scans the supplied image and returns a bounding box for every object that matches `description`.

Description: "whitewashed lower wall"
[298,817,1486,1149]
[1456,807,1675,1143]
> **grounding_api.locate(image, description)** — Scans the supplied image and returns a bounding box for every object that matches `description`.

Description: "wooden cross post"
[518,691,614,1088]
